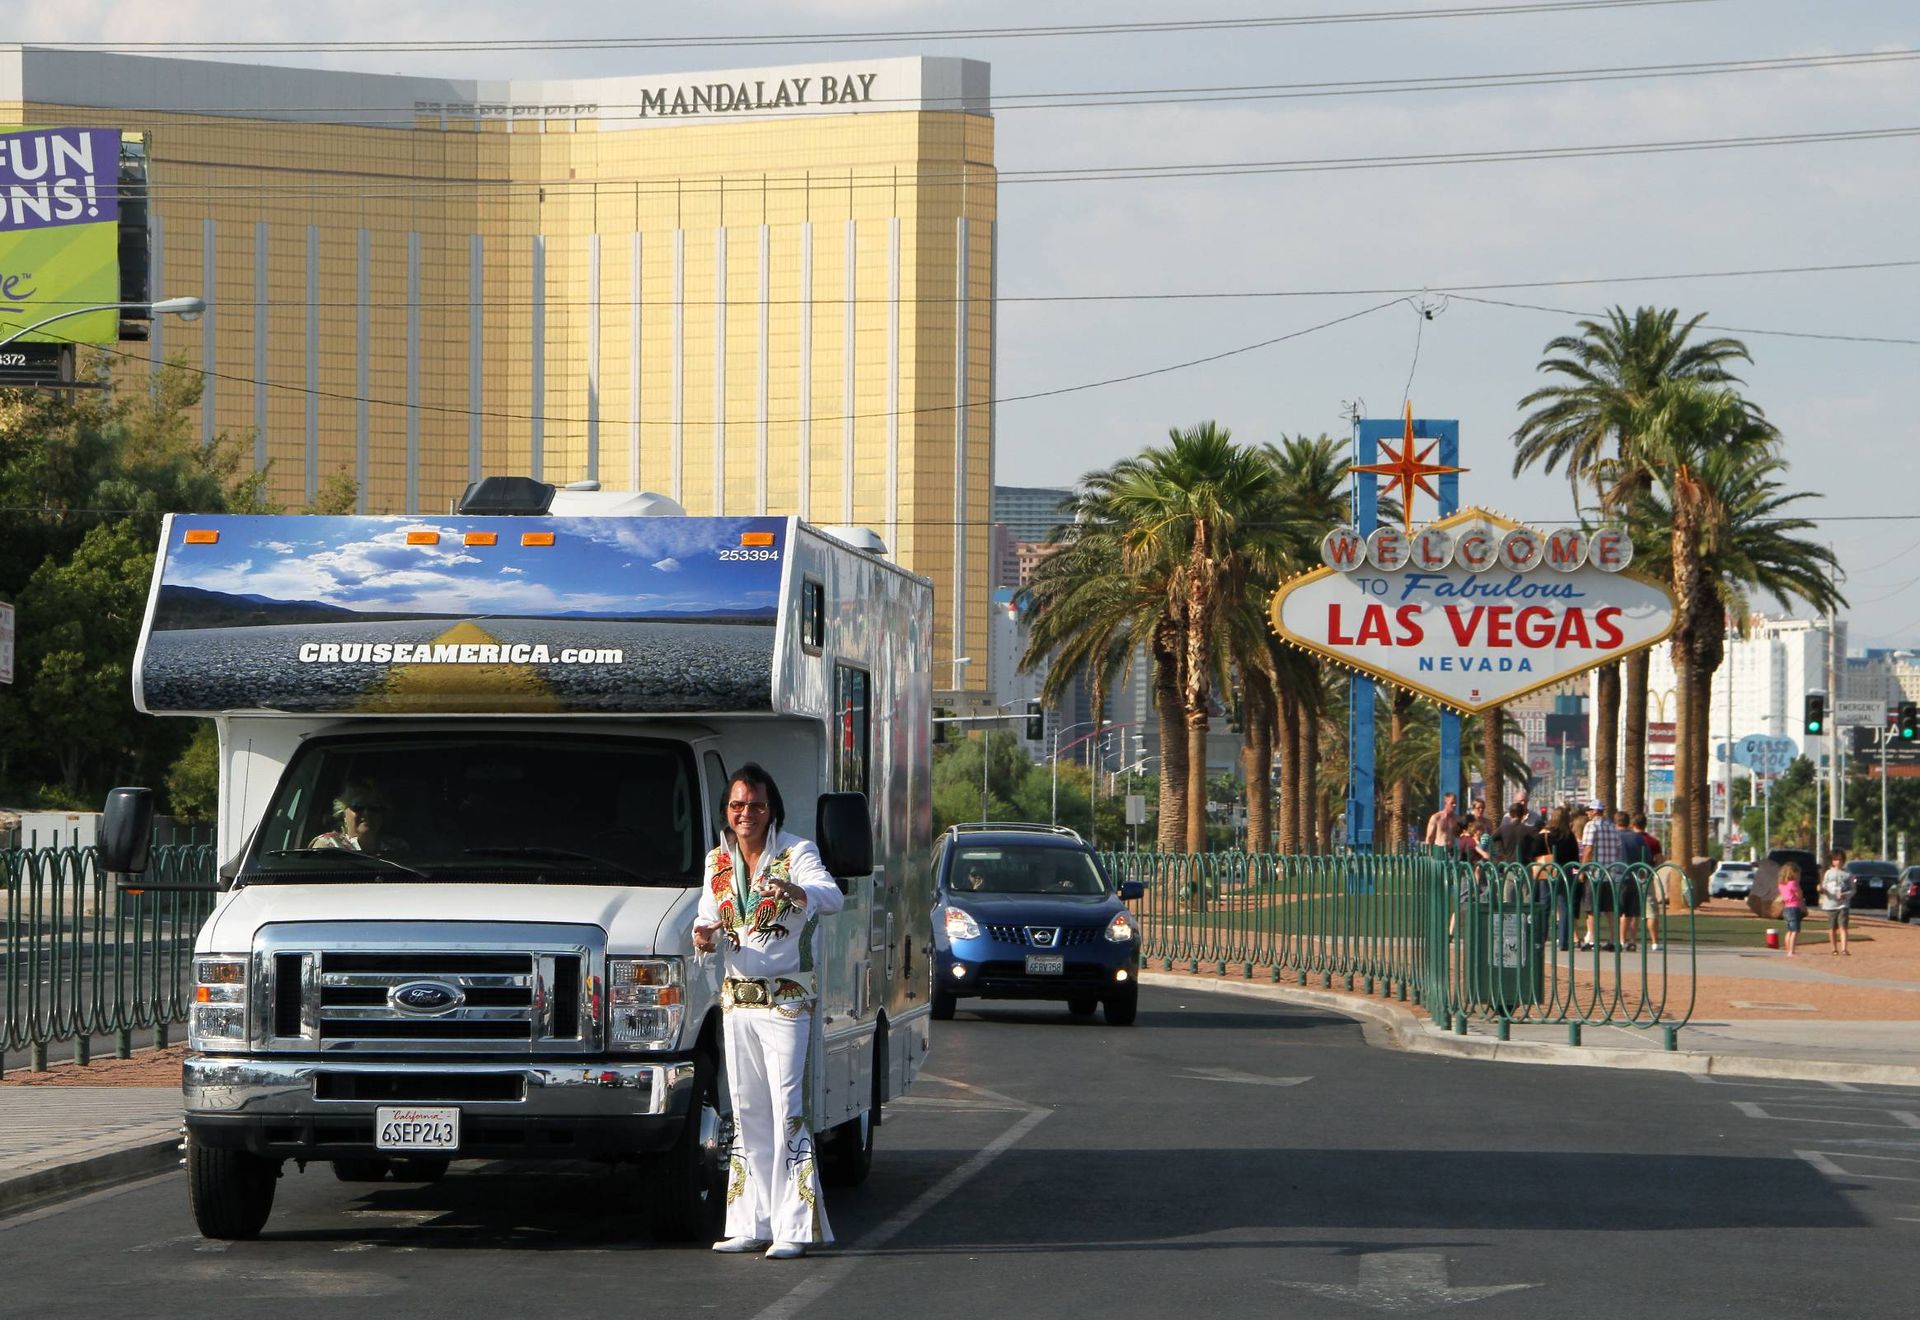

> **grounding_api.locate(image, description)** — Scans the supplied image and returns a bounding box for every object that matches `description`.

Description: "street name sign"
[1268,507,1676,714]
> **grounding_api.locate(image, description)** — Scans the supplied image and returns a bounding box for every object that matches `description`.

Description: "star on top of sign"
[1351,401,1467,532]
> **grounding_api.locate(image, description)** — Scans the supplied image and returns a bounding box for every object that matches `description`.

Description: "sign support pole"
[1433,424,1462,813]
[1345,418,1379,851]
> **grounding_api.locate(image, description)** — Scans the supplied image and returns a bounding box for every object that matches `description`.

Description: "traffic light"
[1025,699,1045,741]
[1804,692,1826,736]
[1900,701,1918,744]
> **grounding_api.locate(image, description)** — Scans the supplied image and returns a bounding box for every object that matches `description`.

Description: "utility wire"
[24,1,1727,54]
[1447,293,1920,346]
[11,257,1917,314]
[33,46,1907,120]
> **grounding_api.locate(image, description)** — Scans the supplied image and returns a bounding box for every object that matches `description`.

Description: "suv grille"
[985,924,1103,947]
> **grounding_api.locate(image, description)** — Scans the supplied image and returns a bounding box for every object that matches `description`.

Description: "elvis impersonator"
[692,763,846,1259]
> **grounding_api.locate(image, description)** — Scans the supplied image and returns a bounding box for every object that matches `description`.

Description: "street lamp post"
[0,296,206,350]
[1114,755,1158,851]
[1050,719,1099,826]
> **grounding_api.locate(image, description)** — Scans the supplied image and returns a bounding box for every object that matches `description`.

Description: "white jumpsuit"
[695,829,846,1244]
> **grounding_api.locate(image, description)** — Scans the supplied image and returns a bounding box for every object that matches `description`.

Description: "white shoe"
[712,1236,772,1253]
[765,1241,809,1259]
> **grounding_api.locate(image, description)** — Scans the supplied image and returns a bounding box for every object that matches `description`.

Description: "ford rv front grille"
[255,923,600,1054]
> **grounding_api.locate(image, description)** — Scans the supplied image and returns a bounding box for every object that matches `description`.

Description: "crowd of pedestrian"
[1424,791,1668,952]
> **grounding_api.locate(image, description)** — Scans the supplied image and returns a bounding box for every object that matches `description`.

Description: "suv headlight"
[943,906,982,942]
[608,957,684,1051]
[1105,911,1139,943]
[190,957,249,1051]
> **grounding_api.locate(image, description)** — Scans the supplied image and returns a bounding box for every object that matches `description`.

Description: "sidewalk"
[5,904,1917,1220]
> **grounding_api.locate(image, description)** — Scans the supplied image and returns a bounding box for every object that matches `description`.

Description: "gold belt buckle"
[727,977,770,1007]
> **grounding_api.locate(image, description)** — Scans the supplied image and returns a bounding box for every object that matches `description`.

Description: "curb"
[0,1125,180,1219]
[1140,972,1920,1087]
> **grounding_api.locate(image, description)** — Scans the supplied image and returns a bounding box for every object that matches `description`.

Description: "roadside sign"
[1716,733,1798,776]
[0,599,13,684]
[1125,794,1146,825]
[1835,699,1884,727]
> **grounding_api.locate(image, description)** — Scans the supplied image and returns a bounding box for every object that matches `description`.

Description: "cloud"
[652,557,682,572]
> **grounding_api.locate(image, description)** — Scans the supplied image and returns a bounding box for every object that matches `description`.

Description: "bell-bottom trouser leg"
[721,1006,832,1244]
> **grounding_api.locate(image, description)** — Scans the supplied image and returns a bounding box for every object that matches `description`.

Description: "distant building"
[991,485,1073,543]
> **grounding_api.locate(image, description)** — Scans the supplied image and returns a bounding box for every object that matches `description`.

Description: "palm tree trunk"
[1276,691,1301,853]
[1154,626,1187,854]
[1482,704,1505,819]
[1186,715,1211,854]
[1594,661,1621,811]
[1671,651,1696,890]
[1242,669,1274,852]
[1622,649,1649,816]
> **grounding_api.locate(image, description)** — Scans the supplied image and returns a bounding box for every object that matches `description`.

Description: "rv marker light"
[406,531,440,545]
[183,529,219,545]
[740,531,776,547]
[521,531,556,547]
[464,531,498,547]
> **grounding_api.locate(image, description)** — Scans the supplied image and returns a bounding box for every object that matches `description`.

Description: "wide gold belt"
[723,976,809,1009]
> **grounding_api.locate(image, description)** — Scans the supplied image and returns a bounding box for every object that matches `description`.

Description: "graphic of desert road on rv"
[135,514,791,715]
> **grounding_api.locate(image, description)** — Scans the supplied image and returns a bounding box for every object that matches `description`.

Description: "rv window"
[703,750,729,843]
[800,578,825,653]
[243,733,703,886]
[833,664,870,797]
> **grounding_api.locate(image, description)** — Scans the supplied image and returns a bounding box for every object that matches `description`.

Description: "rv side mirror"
[101,787,155,875]
[816,792,873,888]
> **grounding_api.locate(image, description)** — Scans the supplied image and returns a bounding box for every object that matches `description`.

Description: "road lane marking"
[1732,1101,1920,1128]
[1281,1252,1537,1312]
[749,1083,1050,1320]
[1179,1066,1312,1087]
[1797,1150,1920,1182]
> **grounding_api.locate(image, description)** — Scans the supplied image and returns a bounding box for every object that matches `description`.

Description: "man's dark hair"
[1508,802,1527,819]
[1632,813,1649,830]
[727,762,787,832]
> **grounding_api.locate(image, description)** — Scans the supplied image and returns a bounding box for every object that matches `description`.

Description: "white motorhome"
[104,480,934,1241]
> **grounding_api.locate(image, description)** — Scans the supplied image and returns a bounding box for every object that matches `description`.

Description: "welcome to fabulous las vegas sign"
[1268,507,1677,715]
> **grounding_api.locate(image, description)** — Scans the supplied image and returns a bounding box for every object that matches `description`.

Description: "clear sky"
[19,0,1914,646]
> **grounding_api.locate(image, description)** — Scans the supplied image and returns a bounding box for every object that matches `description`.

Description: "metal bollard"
[1663,1025,1680,1052]
[117,1029,132,1060]
[1496,1018,1511,1041]
[1568,1022,1583,1047]
[75,1036,90,1067]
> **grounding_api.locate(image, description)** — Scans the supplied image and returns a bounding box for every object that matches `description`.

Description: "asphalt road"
[4,983,1917,1319]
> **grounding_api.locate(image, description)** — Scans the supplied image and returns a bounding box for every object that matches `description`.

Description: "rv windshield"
[244,733,705,886]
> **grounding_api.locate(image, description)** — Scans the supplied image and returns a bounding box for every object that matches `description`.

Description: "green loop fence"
[1105,850,1695,1042]
[3,836,217,1074]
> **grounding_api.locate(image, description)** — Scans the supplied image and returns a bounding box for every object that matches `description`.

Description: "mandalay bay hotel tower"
[0,47,997,698]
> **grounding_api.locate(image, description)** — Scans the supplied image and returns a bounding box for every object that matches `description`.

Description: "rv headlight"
[190,957,250,1051]
[608,957,684,1051]
[1105,911,1139,943]
[943,906,982,942]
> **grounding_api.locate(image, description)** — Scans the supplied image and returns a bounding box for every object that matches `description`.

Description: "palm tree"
[1512,307,1754,814]
[1624,381,1844,879]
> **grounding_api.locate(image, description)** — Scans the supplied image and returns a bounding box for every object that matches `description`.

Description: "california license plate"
[376,1105,459,1152]
[1025,954,1064,976]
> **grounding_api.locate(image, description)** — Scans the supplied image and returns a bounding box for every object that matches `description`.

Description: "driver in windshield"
[309,782,403,854]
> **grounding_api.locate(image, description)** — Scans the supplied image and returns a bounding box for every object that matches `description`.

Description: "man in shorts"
[1819,850,1855,955]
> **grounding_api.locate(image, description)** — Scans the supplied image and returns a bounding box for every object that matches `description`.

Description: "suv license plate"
[1025,954,1065,975]
[376,1105,459,1152]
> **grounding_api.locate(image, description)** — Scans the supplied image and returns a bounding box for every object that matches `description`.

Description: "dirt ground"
[1,1043,186,1087]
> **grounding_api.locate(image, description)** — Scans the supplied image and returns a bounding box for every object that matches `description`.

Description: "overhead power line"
[33,46,1909,120]
[10,256,1916,315]
[1448,293,1920,346]
[23,1,1726,54]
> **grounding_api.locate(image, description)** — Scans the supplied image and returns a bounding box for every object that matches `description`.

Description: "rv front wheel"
[188,1142,279,1240]
[645,1045,727,1242]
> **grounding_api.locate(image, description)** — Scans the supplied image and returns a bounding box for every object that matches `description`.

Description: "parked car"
[930,822,1144,1026]
[1891,868,1920,923]
[1844,859,1901,910]
[1709,860,1755,899]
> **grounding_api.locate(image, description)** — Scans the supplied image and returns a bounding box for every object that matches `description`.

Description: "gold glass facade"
[2,50,996,692]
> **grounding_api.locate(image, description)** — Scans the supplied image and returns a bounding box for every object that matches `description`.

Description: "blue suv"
[930,823,1145,1025]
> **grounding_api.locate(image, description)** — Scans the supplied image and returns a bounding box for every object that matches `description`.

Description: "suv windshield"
[948,845,1107,896]
[245,733,703,886]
